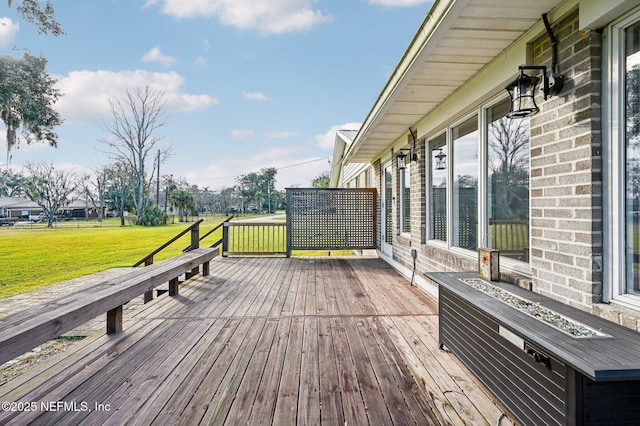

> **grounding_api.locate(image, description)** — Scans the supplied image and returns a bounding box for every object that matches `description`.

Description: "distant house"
[0,197,42,218]
[329,130,371,188]
[332,1,640,329]
[0,197,101,220]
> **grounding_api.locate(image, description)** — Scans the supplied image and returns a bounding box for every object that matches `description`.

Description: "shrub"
[137,205,168,226]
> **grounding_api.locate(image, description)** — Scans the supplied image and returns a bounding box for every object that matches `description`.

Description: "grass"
[0,212,355,299]
[0,218,226,299]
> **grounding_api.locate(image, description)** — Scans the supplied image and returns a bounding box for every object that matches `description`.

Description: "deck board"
[0,257,513,425]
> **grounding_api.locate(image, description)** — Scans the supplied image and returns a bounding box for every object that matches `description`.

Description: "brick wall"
[528,10,604,311]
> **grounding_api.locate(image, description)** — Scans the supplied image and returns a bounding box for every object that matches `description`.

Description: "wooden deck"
[0,257,511,425]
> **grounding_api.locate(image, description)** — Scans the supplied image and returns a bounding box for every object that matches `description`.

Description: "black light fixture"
[505,13,564,119]
[408,128,419,162]
[396,149,411,170]
[434,148,446,170]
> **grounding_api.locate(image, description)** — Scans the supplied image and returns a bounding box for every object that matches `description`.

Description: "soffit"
[347,0,565,163]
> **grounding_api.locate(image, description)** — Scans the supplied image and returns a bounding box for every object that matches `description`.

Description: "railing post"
[190,221,200,250]
[144,255,154,303]
[222,221,229,257]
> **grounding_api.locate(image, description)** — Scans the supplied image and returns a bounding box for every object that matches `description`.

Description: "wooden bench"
[426,272,640,426]
[0,248,218,366]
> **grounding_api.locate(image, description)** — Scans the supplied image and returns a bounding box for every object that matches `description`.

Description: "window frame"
[427,132,448,244]
[424,94,531,275]
[400,163,411,235]
[604,6,640,305]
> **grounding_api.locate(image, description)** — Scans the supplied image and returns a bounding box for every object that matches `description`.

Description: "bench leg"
[169,277,179,296]
[107,306,123,334]
[202,261,210,276]
[185,266,199,279]
[144,290,153,304]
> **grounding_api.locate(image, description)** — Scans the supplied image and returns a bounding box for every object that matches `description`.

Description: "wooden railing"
[132,218,233,302]
[186,216,233,251]
[222,222,287,257]
[489,219,528,261]
[133,219,204,267]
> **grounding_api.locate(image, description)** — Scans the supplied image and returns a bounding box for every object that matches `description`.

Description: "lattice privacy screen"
[286,188,377,252]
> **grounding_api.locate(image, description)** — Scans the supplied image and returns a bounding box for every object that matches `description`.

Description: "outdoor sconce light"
[434,148,446,170]
[396,149,411,170]
[505,65,563,118]
[505,13,564,119]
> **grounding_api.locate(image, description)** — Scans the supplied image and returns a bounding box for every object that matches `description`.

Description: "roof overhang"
[345,0,567,163]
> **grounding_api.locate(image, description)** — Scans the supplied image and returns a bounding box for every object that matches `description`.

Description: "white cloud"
[154,0,332,34]
[315,122,361,150]
[142,47,177,67]
[194,56,207,66]
[54,69,219,123]
[263,131,299,139]
[0,18,19,48]
[242,91,269,101]
[369,0,431,6]
[231,129,254,139]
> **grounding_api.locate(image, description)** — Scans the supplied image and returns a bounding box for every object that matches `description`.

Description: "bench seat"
[0,248,218,366]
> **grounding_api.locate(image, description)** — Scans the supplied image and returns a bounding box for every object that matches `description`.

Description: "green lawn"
[0,219,226,298]
[0,213,355,299]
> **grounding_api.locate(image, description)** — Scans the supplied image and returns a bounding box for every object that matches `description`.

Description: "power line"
[208,156,330,181]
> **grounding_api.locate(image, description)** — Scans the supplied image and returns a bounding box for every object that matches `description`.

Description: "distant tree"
[455,174,478,188]
[238,167,277,212]
[311,170,330,188]
[84,166,110,223]
[101,86,170,225]
[104,161,136,226]
[0,54,63,164]
[488,115,530,219]
[169,189,195,222]
[217,186,237,215]
[23,162,79,228]
[0,166,25,197]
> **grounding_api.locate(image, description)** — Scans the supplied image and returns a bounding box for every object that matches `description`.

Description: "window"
[487,99,530,261]
[452,116,478,250]
[606,7,640,301]
[425,99,530,269]
[400,164,411,234]
[429,134,447,242]
[384,164,393,244]
[626,20,640,293]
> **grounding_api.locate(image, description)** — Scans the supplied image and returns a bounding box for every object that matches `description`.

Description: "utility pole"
[156,149,160,206]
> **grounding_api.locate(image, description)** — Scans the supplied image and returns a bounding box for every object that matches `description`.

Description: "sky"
[0,0,432,191]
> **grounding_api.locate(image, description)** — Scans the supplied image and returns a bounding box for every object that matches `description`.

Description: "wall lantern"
[505,13,564,119]
[396,149,411,170]
[408,128,419,162]
[434,148,446,170]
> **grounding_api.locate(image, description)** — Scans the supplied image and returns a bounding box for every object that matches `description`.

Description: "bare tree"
[23,162,80,228]
[84,165,110,223]
[488,116,530,219]
[101,86,170,224]
[105,161,136,226]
